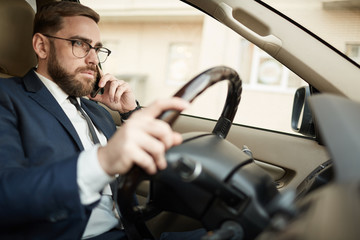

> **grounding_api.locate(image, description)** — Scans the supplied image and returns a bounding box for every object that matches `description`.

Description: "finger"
[172,132,183,146]
[123,118,175,171]
[106,80,126,102]
[131,146,159,174]
[113,82,128,103]
[136,98,189,119]
[107,80,118,102]
[116,122,169,174]
[107,134,158,175]
[98,73,112,88]
[135,120,181,170]
[88,76,117,102]
[128,113,180,149]
[144,119,177,149]
[137,134,168,172]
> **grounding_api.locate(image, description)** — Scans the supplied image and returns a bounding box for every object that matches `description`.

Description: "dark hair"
[33,1,100,36]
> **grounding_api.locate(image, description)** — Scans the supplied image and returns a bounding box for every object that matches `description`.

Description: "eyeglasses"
[43,34,111,63]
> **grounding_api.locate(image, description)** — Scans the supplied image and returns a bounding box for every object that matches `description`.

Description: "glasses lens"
[97,49,110,63]
[71,40,110,63]
[72,41,88,58]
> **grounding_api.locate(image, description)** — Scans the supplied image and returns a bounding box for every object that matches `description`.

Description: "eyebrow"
[69,35,103,47]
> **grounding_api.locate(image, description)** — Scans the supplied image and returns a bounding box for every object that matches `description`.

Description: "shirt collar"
[34,71,72,105]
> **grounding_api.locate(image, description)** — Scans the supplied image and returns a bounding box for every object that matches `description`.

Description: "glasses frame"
[42,34,111,63]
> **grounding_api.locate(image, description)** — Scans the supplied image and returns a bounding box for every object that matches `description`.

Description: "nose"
[85,48,99,65]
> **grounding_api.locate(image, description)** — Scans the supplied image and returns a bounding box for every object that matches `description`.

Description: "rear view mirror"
[291,86,315,137]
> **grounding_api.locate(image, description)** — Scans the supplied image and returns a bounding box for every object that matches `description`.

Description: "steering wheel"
[117,66,243,240]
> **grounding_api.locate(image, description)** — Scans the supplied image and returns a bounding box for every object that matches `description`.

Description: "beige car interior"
[0,0,331,237]
[0,0,37,78]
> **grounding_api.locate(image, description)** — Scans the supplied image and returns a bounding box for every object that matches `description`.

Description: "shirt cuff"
[77,144,114,205]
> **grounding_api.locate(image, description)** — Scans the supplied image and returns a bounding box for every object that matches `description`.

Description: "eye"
[73,40,84,47]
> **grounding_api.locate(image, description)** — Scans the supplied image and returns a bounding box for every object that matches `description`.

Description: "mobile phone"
[90,64,104,98]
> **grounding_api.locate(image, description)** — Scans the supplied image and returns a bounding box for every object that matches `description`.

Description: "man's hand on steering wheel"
[97,97,189,176]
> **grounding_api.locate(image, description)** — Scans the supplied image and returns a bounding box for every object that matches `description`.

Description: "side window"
[234,40,307,133]
[95,1,306,134]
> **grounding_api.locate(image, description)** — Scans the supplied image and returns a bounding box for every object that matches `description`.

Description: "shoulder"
[0,69,38,93]
[0,75,26,105]
[0,75,23,89]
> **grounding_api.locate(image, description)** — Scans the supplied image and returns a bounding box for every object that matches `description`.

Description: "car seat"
[0,0,37,78]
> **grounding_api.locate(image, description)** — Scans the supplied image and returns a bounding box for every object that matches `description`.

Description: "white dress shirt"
[35,72,119,239]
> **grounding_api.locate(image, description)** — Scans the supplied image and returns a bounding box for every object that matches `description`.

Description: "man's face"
[47,16,102,97]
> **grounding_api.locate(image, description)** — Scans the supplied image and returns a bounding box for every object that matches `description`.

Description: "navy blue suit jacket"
[0,70,117,239]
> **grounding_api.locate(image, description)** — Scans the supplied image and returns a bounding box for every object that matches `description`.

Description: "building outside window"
[166,42,194,85]
[346,43,360,64]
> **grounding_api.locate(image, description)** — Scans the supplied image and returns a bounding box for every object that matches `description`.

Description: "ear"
[32,33,49,60]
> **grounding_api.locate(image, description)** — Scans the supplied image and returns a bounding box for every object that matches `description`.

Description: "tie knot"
[68,96,79,106]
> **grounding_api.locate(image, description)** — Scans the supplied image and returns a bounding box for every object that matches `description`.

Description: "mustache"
[75,65,98,79]
[76,66,97,77]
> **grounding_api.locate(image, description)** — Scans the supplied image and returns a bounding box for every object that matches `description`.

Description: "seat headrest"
[0,0,37,78]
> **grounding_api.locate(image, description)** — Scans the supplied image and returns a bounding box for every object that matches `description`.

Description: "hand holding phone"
[90,64,104,98]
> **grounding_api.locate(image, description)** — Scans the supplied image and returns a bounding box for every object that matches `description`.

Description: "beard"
[47,43,97,97]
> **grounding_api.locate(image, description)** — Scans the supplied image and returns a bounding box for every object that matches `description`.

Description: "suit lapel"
[23,70,85,150]
[81,100,116,139]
